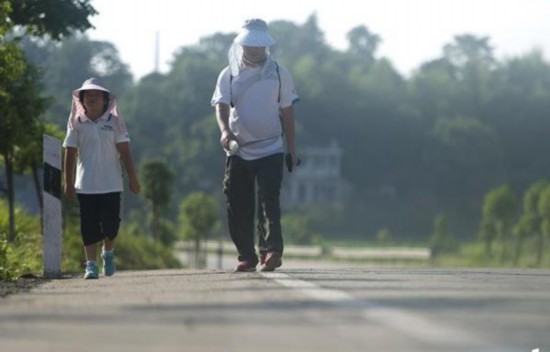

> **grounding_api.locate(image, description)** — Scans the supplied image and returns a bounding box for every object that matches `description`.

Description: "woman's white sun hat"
[67,78,127,134]
[72,77,113,99]
[234,18,276,47]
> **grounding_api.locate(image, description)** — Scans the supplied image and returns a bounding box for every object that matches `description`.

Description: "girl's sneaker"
[101,251,116,276]
[84,261,99,279]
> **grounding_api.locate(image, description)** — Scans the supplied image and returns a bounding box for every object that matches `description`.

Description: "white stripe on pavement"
[260,272,487,348]
[260,272,355,302]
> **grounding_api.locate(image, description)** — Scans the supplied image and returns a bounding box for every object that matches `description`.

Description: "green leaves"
[9,0,97,40]
[178,192,219,242]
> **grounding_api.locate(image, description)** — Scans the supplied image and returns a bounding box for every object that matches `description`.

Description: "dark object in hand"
[285,153,302,173]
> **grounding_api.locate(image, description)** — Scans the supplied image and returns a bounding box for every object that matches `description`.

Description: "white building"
[284,140,347,206]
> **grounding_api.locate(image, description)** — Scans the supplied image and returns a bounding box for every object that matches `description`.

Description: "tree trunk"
[194,238,201,268]
[202,235,208,268]
[485,238,492,260]
[3,152,16,242]
[31,161,44,235]
[151,205,160,240]
[536,234,544,267]
[513,237,523,266]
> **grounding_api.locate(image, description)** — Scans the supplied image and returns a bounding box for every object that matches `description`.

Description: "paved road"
[0,261,548,352]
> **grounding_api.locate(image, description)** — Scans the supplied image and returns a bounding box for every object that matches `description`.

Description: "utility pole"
[154,31,160,73]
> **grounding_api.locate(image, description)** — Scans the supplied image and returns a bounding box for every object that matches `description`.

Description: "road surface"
[0,261,548,351]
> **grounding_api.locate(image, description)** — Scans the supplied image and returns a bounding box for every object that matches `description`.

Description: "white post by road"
[43,134,62,278]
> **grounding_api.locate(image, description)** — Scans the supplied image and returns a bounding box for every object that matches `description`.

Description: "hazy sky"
[87,0,550,80]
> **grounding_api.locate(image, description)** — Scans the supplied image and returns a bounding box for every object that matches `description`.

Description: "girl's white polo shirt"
[63,114,130,194]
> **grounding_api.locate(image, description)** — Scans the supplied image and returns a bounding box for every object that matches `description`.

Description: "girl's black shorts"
[77,192,121,246]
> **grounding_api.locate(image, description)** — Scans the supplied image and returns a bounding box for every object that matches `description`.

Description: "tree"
[10,64,50,223]
[10,0,97,40]
[140,159,174,241]
[412,34,496,124]
[487,51,550,189]
[411,58,457,122]
[346,25,381,67]
[194,32,234,62]
[1,64,51,242]
[122,44,224,196]
[536,185,550,266]
[443,34,496,117]
[281,214,312,245]
[513,180,547,265]
[429,213,457,260]
[376,227,392,245]
[269,14,331,63]
[478,185,517,261]
[0,2,26,93]
[428,117,504,199]
[0,2,27,242]
[178,192,219,268]
[443,34,495,72]
[1,0,97,242]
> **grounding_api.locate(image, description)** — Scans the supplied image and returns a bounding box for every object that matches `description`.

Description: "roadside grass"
[181,237,550,268]
[434,241,550,268]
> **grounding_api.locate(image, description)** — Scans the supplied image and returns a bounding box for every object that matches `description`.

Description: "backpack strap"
[275,62,281,104]
[229,62,281,108]
[230,72,234,108]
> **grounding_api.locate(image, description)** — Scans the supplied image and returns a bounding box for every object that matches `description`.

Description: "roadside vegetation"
[1,198,182,281]
[2,177,550,285]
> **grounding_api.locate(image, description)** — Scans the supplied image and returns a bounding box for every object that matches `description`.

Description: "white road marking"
[260,272,487,347]
[260,272,355,302]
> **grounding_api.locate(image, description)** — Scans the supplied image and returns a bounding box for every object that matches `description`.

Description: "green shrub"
[0,234,18,280]
[115,227,183,270]
[61,214,183,273]
[1,198,184,278]
[0,200,42,280]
